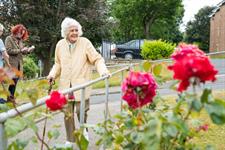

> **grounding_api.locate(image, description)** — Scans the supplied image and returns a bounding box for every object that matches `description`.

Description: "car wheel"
[124,53,133,60]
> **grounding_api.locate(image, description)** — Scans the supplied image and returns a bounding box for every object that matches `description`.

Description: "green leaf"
[74,129,89,150]
[142,61,152,72]
[192,100,202,112]
[201,88,212,103]
[24,117,38,133]
[79,134,89,150]
[48,130,60,140]
[169,80,179,91]
[27,88,39,105]
[205,99,225,125]
[165,124,178,137]
[153,64,162,76]
[130,132,144,144]
[114,132,124,144]
[159,63,173,80]
[8,139,29,150]
[210,114,225,125]
[0,103,10,112]
[5,118,26,137]
[31,136,38,144]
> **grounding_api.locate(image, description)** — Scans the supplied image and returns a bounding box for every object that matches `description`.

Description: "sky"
[181,0,222,31]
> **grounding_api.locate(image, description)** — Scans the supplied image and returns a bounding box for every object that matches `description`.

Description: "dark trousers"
[8,78,19,97]
[64,99,90,142]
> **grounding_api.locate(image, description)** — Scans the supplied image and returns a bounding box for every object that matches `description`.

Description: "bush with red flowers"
[94,44,225,150]
[2,43,225,150]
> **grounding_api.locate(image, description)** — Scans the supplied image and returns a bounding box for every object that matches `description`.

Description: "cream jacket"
[49,37,109,101]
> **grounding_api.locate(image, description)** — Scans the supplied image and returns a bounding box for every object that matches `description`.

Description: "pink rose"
[197,124,209,132]
[122,71,157,109]
[46,91,67,111]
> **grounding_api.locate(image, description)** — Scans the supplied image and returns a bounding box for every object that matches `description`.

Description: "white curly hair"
[61,17,83,38]
[0,23,4,31]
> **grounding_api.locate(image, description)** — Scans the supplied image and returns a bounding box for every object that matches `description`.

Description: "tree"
[150,18,183,43]
[184,6,215,52]
[0,0,110,75]
[110,0,184,40]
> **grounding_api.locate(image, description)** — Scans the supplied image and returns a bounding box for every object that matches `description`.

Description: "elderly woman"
[5,24,34,101]
[47,17,109,143]
[0,23,10,68]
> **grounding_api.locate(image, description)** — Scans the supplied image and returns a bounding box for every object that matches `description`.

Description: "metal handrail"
[1,51,224,122]
[0,64,131,149]
[1,50,224,121]
[0,66,130,123]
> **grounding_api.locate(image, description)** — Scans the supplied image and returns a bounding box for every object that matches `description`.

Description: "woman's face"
[67,26,79,43]
[15,29,25,40]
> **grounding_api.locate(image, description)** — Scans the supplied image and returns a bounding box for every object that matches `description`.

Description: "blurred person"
[5,24,35,101]
[0,23,10,68]
[47,17,110,143]
[0,23,10,104]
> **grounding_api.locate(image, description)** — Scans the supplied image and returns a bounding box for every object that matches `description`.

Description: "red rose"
[171,43,205,60]
[122,71,157,109]
[46,91,67,111]
[168,44,218,92]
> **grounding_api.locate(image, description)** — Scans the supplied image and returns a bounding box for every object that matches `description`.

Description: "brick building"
[209,0,225,52]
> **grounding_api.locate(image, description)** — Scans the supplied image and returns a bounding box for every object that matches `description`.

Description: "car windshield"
[117,39,144,49]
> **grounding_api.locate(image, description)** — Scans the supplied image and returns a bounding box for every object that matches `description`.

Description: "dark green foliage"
[150,19,183,44]
[23,56,39,79]
[110,0,184,41]
[184,6,215,52]
[0,0,110,75]
[141,40,176,60]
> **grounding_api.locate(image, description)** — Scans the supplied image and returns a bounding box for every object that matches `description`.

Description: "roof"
[209,0,225,18]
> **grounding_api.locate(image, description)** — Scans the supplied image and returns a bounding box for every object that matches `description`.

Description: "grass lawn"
[210,53,225,59]
[192,90,225,149]
[162,90,225,149]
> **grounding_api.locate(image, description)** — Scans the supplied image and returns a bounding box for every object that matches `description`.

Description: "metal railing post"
[120,71,124,112]
[104,77,109,120]
[0,123,7,150]
[80,88,85,125]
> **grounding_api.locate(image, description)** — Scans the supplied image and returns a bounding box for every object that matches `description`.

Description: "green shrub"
[141,40,176,60]
[23,56,39,79]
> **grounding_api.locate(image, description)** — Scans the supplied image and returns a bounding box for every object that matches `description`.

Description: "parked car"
[114,39,144,59]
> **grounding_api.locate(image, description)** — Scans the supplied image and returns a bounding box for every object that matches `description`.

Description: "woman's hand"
[47,75,55,84]
[28,45,35,52]
[21,47,29,53]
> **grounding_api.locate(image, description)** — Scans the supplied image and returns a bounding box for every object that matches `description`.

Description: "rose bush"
[93,44,225,150]
[1,43,225,150]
